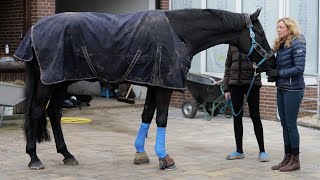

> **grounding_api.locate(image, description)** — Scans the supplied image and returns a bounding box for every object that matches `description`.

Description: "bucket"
[0,106,13,116]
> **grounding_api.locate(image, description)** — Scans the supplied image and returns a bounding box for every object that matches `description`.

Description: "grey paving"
[0,97,320,180]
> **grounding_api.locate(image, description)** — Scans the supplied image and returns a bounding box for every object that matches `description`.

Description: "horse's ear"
[251,8,262,22]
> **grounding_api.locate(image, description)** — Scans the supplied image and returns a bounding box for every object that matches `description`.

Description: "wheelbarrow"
[181,73,230,120]
[0,81,25,126]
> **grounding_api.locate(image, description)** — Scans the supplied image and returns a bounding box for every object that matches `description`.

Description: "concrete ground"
[0,97,320,180]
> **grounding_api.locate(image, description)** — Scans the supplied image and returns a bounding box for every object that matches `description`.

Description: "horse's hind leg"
[133,87,156,164]
[154,87,176,170]
[26,82,53,170]
[46,83,79,166]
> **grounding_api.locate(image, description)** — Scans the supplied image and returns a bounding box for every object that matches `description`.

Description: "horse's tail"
[24,59,51,143]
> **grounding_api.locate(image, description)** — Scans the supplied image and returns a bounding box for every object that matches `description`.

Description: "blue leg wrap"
[135,123,150,153]
[155,127,167,158]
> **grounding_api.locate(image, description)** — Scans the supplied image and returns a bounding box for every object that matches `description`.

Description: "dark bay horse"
[14,8,275,170]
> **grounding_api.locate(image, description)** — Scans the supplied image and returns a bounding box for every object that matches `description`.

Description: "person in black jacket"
[223,45,269,162]
[267,17,306,172]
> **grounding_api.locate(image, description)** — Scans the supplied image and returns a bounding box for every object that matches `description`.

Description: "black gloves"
[266,69,278,77]
[266,69,278,82]
[267,76,277,82]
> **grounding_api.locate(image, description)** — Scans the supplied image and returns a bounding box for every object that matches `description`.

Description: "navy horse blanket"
[15,10,190,90]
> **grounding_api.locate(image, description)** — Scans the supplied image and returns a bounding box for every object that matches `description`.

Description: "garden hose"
[61,117,92,124]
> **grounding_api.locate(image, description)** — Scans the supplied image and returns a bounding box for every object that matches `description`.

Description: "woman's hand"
[224,92,231,100]
[266,69,278,82]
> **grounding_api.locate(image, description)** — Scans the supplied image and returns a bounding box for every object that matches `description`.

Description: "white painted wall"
[56,0,155,14]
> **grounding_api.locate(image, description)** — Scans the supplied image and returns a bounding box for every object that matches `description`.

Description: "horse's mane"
[177,9,246,31]
[203,9,246,31]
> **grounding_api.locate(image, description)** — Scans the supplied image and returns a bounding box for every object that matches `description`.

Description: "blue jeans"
[277,89,304,155]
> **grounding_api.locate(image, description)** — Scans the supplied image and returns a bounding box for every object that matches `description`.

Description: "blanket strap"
[81,46,108,86]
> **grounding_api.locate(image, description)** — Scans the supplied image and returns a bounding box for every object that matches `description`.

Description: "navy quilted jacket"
[275,36,306,90]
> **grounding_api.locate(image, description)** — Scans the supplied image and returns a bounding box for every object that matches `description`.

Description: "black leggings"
[230,85,265,153]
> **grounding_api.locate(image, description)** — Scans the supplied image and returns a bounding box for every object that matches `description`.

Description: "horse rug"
[14,10,190,90]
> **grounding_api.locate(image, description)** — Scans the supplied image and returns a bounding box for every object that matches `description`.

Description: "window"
[289,0,318,74]
[171,0,202,73]
[171,0,201,9]
[206,0,236,73]
[242,0,279,47]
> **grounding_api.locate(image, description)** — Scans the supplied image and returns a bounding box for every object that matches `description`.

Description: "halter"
[244,14,273,75]
[220,14,274,117]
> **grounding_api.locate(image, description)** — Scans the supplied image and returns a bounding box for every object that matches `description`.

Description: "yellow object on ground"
[61,117,92,124]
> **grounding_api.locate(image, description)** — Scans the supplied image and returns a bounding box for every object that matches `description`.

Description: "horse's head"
[236,8,276,72]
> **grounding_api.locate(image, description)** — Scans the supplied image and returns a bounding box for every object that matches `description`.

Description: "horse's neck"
[165,9,245,56]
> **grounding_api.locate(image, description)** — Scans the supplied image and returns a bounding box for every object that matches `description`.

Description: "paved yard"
[0,98,320,179]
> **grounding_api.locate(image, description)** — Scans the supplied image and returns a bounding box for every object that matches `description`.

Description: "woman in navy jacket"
[267,17,306,172]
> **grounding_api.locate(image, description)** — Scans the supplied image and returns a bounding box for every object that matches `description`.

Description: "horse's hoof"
[28,160,45,170]
[159,154,176,170]
[63,157,79,165]
[134,152,150,165]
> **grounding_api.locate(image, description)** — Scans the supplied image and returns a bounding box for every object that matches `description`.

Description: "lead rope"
[220,65,259,117]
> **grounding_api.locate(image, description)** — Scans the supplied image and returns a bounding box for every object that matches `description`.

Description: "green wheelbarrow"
[181,73,231,120]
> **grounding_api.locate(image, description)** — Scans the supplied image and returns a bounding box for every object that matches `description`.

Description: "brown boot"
[279,154,300,172]
[271,154,291,170]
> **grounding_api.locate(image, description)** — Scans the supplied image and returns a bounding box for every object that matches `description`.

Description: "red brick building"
[0,0,317,119]
[0,0,55,56]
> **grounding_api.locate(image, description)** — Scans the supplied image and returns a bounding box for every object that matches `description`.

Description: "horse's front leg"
[47,85,78,166]
[134,87,156,164]
[155,88,176,170]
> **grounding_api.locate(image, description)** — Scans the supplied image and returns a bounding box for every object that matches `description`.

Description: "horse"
[14,8,276,170]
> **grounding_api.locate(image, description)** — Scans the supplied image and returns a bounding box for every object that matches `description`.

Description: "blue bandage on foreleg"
[155,127,166,158]
[134,122,150,152]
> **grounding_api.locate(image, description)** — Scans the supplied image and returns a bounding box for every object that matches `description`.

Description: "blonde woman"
[267,17,306,172]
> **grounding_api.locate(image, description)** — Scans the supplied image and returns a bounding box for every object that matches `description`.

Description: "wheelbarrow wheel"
[205,103,220,116]
[181,100,197,118]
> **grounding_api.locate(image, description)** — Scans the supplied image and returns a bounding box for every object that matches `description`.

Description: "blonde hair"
[273,17,301,51]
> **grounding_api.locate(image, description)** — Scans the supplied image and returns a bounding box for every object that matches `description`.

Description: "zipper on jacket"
[289,78,292,84]
[237,52,242,85]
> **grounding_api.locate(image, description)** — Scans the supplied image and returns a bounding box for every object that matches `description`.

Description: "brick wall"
[30,0,55,24]
[160,0,169,10]
[0,0,55,56]
[171,85,318,120]
[259,86,277,120]
[299,86,318,116]
[0,0,55,113]
[0,0,24,56]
